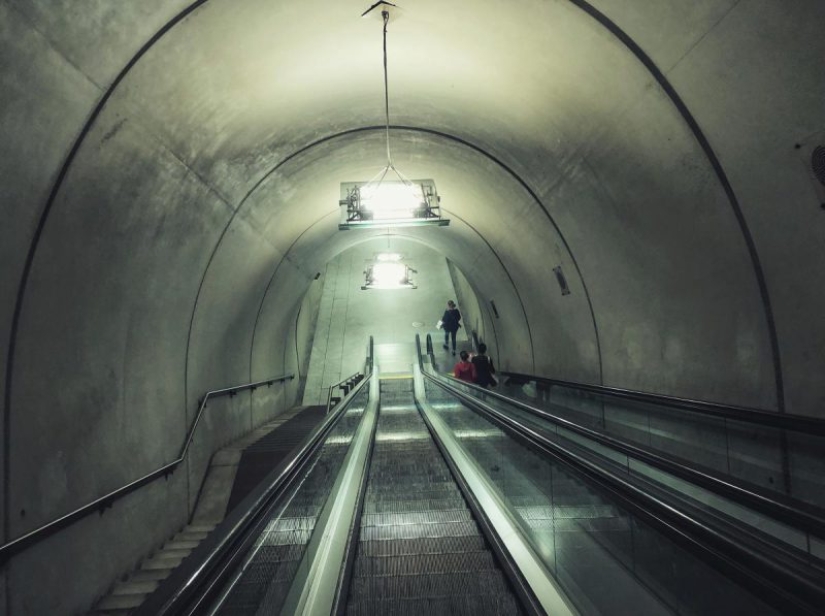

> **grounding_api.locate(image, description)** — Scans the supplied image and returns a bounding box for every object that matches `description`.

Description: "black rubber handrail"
[423,371,825,614]
[0,373,294,565]
[366,336,374,372]
[501,371,825,435]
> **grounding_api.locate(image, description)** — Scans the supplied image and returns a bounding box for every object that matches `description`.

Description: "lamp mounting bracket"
[361,1,399,19]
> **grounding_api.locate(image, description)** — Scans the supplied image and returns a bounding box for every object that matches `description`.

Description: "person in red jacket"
[453,350,476,383]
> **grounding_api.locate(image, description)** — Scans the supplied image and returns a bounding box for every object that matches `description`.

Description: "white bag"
[436,319,443,329]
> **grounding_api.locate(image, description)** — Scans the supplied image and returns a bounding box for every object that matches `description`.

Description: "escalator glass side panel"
[424,381,781,616]
[454,380,823,561]
[493,381,825,511]
[498,401,818,561]
[208,389,370,615]
[345,378,523,616]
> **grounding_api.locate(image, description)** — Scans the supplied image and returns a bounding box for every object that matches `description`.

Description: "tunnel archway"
[2,1,823,613]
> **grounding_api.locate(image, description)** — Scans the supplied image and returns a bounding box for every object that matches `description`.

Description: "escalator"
[346,378,522,615]
[137,338,823,615]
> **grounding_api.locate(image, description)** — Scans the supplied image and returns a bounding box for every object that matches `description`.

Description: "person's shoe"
[452,351,456,356]
[443,344,449,350]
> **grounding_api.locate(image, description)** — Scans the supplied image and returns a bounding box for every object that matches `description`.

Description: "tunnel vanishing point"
[1,0,824,613]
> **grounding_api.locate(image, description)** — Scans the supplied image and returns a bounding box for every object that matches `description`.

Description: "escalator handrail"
[136,364,373,616]
[422,372,825,614]
[429,372,825,539]
[500,371,825,435]
[0,372,294,565]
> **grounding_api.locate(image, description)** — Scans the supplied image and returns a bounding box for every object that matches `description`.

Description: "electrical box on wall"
[553,265,571,296]
[794,131,825,209]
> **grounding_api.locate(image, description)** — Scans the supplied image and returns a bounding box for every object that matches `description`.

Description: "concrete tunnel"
[1,0,824,613]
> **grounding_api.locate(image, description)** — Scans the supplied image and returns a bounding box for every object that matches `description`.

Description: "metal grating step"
[359,520,481,542]
[348,569,512,601]
[357,535,488,558]
[362,497,466,515]
[347,591,523,616]
[353,549,499,577]
[361,509,474,527]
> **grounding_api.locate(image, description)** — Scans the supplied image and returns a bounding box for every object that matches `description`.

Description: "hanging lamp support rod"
[382,10,393,168]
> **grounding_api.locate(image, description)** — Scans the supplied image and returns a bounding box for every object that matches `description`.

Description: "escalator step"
[348,569,511,600]
[363,498,465,514]
[357,535,488,558]
[361,509,473,527]
[360,521,480,542]
[353,550,498,577]
[347,592,522,616]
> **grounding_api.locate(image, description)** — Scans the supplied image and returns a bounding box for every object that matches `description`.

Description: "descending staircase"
[87,405,322,615]
[90,522,217,615]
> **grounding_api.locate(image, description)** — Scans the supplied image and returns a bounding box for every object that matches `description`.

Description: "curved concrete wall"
[2,0,824,612]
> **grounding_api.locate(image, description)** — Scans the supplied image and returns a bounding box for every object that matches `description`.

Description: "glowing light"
[376,252,402,262]
[361,181,426,220]
[373,263,406,285]
[362,260,416,290]
[339,179,448,230]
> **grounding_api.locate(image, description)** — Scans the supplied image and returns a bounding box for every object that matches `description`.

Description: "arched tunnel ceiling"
[3,0,825,419]
[69,0,747,291]
[4,3,825,612]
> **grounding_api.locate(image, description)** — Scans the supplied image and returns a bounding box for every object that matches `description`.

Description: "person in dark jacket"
[453,350,476,383]
[441,300,461,355]
[472,342,497,388]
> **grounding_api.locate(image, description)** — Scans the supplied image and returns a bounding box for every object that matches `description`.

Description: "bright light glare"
[372,263,407,286]
[324,436,353,445]
[361,181,425,220]
[376,252,402,262]
[376,432,429,442]
[453,429,502,439]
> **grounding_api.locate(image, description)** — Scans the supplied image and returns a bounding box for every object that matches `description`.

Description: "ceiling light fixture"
[340,5,449,230]
[362,253,417,290]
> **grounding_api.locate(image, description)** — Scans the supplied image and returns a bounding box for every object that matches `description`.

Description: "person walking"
[440,300,461,355]
[453,350,476,383]
[472,342,497,388]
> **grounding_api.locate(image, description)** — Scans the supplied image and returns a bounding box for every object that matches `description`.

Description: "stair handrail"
[499,371,825,435]
[0,373,294,564]
[325,371,365,414]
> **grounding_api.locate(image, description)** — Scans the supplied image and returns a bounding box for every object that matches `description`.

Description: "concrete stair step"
[141,554,185,571]
[128,569,172,583]
[111,579,159,595]
[184,523,216,533]
[164,539,200,551]
[95,593,146,610]
[173,531,210,542]
[154,547,192,560]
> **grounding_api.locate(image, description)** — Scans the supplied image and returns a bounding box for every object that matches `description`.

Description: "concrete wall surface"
[1,0,824,613]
